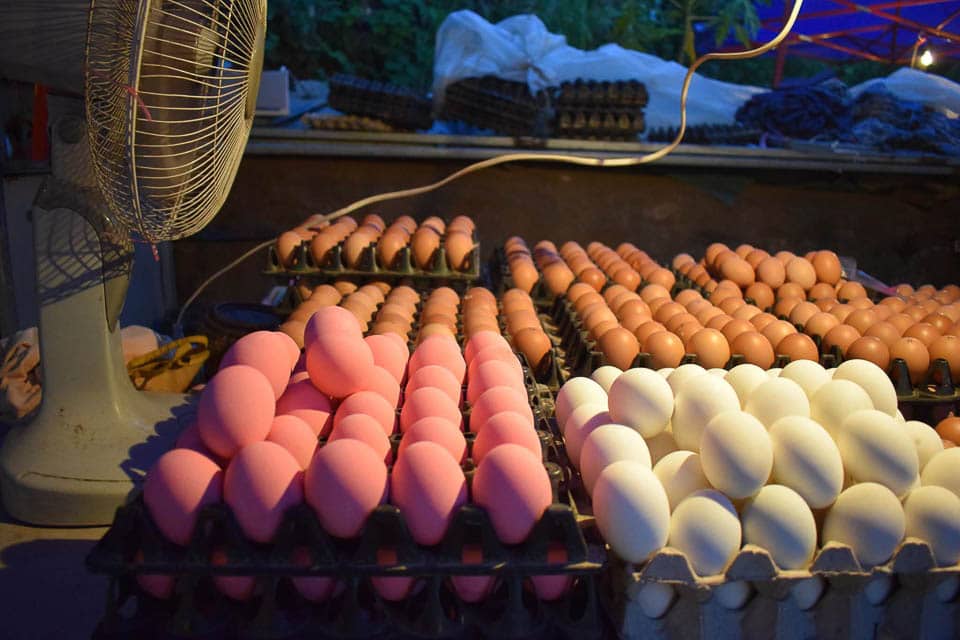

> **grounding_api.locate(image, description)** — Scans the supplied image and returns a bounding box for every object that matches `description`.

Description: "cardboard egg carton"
[604,537,960,639]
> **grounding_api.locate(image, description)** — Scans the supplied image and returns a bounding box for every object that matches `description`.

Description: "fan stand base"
[0,204,194,526]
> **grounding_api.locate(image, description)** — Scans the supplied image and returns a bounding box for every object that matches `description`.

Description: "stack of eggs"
[141,302,565,603]
[500,288,553,372]
[557,358,960,589]
[273,213,335,268]
[406,215,476,272]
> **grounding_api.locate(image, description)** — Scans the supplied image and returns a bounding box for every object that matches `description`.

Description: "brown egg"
[645,331,685,369]
[673,253,695,271]
[464,315,500,338]
[705,243,731,266]
[295,282,314,302]
[513,328,551,369]
[803,312,839,338]
[847,297,874,311]
[598,327,640,370]
[719,297,746,315]
[430,287,460,305]
[420,217,446,235]
[919,299,941,314]
[674,289,702,307]
[896,283,915,297]
[879,297,907,313]
[578,267,607,292]
[419,323,456,342]
[786,258,817,290]
[276,231,303,268]
[696,306,725,326]
[713,250,738,273]
[890,337,930,385]
[745,282,775,311]
[777,282,807,302]
[940,305,960,323]
[745,249,770,269]
[732,304,762,322]
[308,232,338,268]
[618,298,652,323]
[816,298,838,312]
[358,284,386,305]
[845,309,878,334]
[936,415,960,445]
[463,287,497,310]
[610,265,641,291]
[375,229,408,269]
[789,301,820,326]
[808,282,837,302]
[903,305,929,323]
[652,302,685,325]
[822,325,862,355]
[924,313,954,335]
[635,321,668,347]
[864,321,902,349]
[310,284,343,307]
[278,320,306,349]
[772,297,801,320]
[837,281,867,301]
[708,288,738,309]
[929,335,960,381]
[583,306,618,334]
[756,257,786,288]
[573,292,605,316]
[619,312,650,335]
[685,299,712,317]
[845,337,890,370]
[762,320,797,350]
[872,305,893,321]
[829,304,854,323]
[731,331,775,369]
[424,312,459,335]
[543,263,575,296]
[390,285,420,303]
[411,228,441,269]
[647,269,676,291]
[707,314,734,331]
[721,319,755,344]
[778,333,820,363]
[751,313,778,332]
[372,320,409,338]
[735,244,754,259]
[812,251,842,285]
[448,215,475,233]
[343,229,380,268]
[720,257,755,287]
[665,312,700,334]
[590,320,621,341]
[563,283,593,306]
[904,322,942,347]
[686,328,731,369]
[445,231,475,271]
[676,322,704,345]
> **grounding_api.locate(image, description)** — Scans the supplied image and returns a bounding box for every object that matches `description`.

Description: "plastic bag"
[850,68,960,119]
[432,10,765,131]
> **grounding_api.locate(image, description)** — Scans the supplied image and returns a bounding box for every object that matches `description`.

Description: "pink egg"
[174,423,220,462]
[305,439,388,538]
[400,386,463,433]
[220,331,292,399]
[198,365,275,458]
[328,414,392,463]
[334,390,396,436]
[143,449,223,546]
[364,334,409,383]
[472,411,541,463]
[135,551,175,599]
[467,344,523,382]
[466,359,525,404]
[276,379,334,436]
[398,416,466,463]
[391,441,467,545]
[371,548,419,601]
[211,548,255,601]
[224,441,304,543]
[273,331,301,370]
[359,365,401,408]
[292,546,338,602]
[468,386,533,434]
[408,335,466,383]
[303,305,364,347]
[405,364,462,407]
[473,444,552,544]
[450,545,496,603]
[464,330,509,365]
[306,334,375,400]
[530,543,573,600]
[267,415,318,470]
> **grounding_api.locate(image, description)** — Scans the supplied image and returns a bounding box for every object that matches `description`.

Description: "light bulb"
[920,49,934,68]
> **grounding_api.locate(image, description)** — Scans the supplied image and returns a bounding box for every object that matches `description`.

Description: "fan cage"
[85,0,265,243]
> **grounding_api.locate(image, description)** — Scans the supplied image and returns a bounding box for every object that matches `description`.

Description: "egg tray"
[646,123,763,146]
[548,80,649,110]
[553,109,645,141]
[327,74,434,132]
[441,76,553,138]
[263,235,482,288]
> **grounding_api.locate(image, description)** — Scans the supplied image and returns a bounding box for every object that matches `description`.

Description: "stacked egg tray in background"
[327,74,434,131]
[267,214,482,293]
[87,284,608,640]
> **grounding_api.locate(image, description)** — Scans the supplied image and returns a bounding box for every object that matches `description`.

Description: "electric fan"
[0,0,266,525]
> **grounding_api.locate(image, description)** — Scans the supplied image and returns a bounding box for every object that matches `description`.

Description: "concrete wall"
[173,154,960,317]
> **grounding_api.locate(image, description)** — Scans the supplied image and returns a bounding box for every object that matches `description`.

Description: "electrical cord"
[174,0,804,333]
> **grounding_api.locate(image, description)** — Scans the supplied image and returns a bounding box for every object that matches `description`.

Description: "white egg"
[593,461,670,563]
[833,359,898,417]
[708,368,727,377]
[839,410,918,497]
[769,416,844,509]
[579,425,651,495]
[822,482,905,567]
[714,581,752,610]
[741,485,817,569]
[636,583,675,619]
[767,368,782,378]
[810,379,874,439]
[657,367,674,378]
[591,365,622,393]
[666,363,707,397]
[902,421,944,471]
[921,449,960,497]
[744,378,810,428]
[645,431,678,466]
[671,375,740,452]
[779,360,830,398]
[791,577,825,610]
[608,368,674,438]
[564,403,612,467]
[724,364,768,408]
[556,377,607,433]
[903,485,960,566]
[653,451,710,511]
[668,490,741,576]
[699,411,772,499]
[826,367,836,378]
[894,410,906,424]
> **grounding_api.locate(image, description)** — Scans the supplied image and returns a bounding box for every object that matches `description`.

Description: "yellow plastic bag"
[127,335,209,393]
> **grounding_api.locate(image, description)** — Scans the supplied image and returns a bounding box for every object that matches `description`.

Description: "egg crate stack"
[265,230,482,289]
[646,123,763,146]
[302,113,398,133]
[547,80,648,141]
[441,76,553,138]
[327,74,434,132]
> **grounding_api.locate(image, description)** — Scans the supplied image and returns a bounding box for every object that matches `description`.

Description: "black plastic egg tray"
[646,123,763,146]
[442,76,553,138]
[328,74,433,131]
